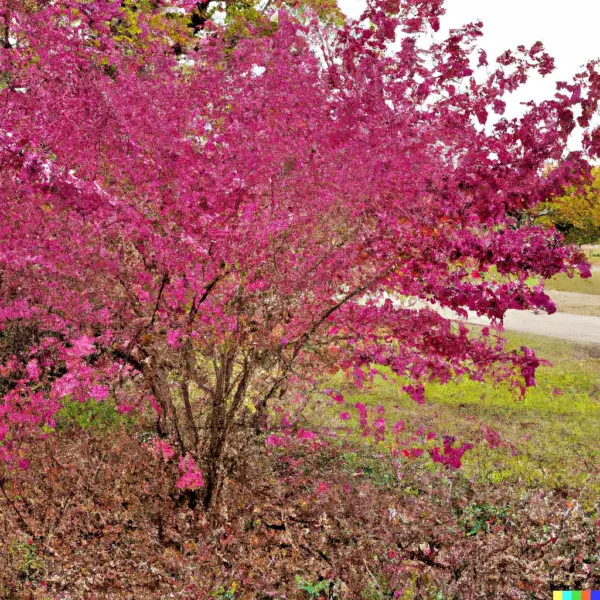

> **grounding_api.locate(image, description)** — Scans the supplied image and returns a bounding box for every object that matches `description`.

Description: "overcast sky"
[337,0,600,147]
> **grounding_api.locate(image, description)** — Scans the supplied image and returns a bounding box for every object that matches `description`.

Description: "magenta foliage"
[153,439,176,463]
[0,0,599,470]
[481,424,502,449]
[431,436,473,470]
[176,454,204,490]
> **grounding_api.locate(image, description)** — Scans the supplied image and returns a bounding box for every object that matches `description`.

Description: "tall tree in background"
[536,167,600,244]
[1,0,600,510]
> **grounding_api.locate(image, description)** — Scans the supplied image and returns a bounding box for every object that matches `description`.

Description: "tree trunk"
[202,399,228,511]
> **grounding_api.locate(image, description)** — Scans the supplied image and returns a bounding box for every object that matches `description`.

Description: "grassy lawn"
[584,246,600,267]
[312,332,600,505]
[545,271,600,295]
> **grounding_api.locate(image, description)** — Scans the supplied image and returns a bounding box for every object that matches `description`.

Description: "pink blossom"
[401,448,424,459]
[70,336,95,358]
[167,329,182,349]
[90,385,109,401]
[481,424,502,449]
[296,428,316,441]
[26,361,40,381]
[374,417,386,441]
[393,421,405,434]
[339,412,350,421]
[176,454,204,490]
[315,481,330,494]
[355,402,367,415]
[431,436,472,470]
[153,439,175,462]
[266,434,285,447]
[403,384,426,405]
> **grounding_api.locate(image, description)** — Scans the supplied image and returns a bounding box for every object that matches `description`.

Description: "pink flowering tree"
[1,0,599,509]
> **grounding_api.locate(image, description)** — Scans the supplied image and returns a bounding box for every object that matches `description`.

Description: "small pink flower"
[90,385,109,401]
[393,421,405,434]
[431,436,472,470]
[339,412,350,421]
[266,434,284,447]
[333,393,344,404]
[296,428,316,441]
[26,360,40,381]
[355,402,367,415]
[176,454,204,490]
[316,481,329,494]
[70,335,95,357]
[481,424,502,448]
[403,384,425,405]
[402,448,423,459]
[374,417,386,441]
[18,459,30,470]
[167,329,182,349]
[153,439,175,462]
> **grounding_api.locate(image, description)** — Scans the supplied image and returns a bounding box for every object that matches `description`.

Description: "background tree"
[1,0,600,513]
[535,166,600,244]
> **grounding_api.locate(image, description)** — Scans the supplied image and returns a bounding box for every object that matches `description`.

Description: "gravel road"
[467,308,600,345]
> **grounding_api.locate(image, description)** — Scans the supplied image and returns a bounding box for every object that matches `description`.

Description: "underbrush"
[2,423,600,599]
[1,335,600,598]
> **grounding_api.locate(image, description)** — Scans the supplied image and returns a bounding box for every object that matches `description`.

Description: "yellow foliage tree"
[536,167,600,244]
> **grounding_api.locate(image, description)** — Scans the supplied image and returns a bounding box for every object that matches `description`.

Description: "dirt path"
[384,290,600,344]
[465,291,600,344]
[466,308,600,345]
[404,292,600,344]
[547,290,600,306]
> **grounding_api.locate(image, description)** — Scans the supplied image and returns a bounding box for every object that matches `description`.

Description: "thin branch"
[188,270,229,326]
[0,477,33,536]
[148,272,169,330]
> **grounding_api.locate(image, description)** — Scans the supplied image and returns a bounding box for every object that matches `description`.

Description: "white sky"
[338,0,600,148]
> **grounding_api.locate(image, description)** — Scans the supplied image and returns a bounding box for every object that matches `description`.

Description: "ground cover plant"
[2,0,600,596]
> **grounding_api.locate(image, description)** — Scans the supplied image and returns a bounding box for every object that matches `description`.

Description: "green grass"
[311,332,600,504]
[544,271,600,295]
[543,245,600,295]
[584,247,600,267]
